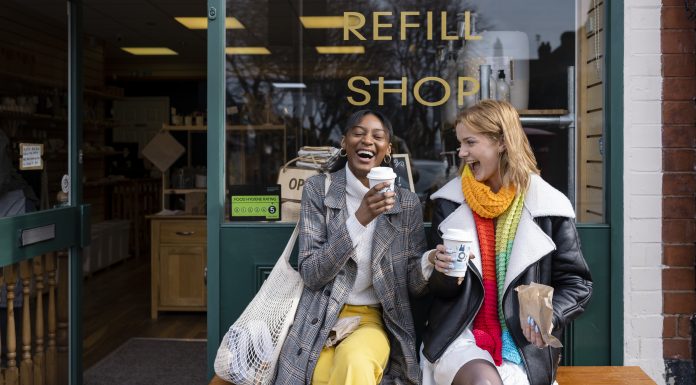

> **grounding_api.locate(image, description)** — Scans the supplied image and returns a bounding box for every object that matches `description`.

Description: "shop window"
[224,0,606,223]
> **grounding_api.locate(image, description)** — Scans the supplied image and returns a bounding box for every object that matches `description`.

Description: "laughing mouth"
[357,150,375,159]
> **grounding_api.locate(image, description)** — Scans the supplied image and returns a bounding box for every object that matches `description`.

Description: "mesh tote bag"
[214,173,330,385]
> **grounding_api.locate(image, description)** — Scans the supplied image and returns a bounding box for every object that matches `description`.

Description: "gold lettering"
[400,11,420,40]
[464,11,481,40]
[440,11,457,40]
[343,12,366,41]
[414,77,450,107]
[426,11,433,40]
[457,77,479,105]
[347,76,371,105]
[373,12,393,41]
[378,77,408,106]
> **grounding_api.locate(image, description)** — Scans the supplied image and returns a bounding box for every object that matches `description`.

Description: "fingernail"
[534,325,540,333]
[448,263,454,269]
[527,316,532,325]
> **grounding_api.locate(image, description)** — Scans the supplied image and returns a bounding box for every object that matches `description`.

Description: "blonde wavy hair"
[456,100,539,191]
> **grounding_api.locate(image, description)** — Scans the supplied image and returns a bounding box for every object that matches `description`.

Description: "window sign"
[19,143,43,170]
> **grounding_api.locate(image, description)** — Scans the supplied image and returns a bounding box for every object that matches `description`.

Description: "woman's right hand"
[429,245,454,273]
[355,182,396,226]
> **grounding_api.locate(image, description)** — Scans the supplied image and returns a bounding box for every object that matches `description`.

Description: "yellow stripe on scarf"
[461,164,516,219]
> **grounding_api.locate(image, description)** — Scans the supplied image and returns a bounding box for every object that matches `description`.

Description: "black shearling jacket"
[421,175,592,385]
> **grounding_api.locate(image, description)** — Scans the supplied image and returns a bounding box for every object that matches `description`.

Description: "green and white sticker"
[231,195,280,220]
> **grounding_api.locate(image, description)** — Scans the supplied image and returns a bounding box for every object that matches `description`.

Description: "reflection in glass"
[224,0,604,222]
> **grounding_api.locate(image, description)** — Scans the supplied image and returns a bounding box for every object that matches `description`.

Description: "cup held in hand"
[442,229,474,277]
[367,167,397,193]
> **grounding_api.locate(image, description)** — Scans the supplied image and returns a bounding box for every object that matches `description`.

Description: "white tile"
[628,55,662,77]
[631,317,663,338]
[629,101,662,124]
[628,172,662,195]
[629,125,662,148]
[630,219,662,243]
[629,76,662,101]
[626,0,662,9]
[630,292,663,315]
[628,148,662,172]
[630,8,661,30]
[630,267,662,290]
[628,242,663,266]
[630,30,661,55]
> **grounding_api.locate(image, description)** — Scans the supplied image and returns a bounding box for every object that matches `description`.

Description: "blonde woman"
[419,100,592,385]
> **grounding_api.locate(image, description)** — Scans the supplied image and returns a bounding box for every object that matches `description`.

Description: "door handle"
[175,231,195,236]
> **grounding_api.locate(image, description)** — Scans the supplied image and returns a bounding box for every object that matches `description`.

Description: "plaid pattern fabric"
[274,168,429,385]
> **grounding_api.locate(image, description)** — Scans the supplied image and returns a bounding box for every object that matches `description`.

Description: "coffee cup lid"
[442,228,474,242]
[367,167,396,180]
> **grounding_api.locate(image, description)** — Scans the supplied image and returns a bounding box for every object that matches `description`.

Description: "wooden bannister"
[0,252,68,385]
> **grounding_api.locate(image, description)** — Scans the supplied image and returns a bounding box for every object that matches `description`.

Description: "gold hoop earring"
[339,148,347,157]
[383,154,392,164]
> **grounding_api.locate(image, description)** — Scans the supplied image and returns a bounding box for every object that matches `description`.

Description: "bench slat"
[557,366,657,385]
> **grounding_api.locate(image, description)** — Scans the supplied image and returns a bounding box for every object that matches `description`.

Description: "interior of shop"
[0,0,603,375]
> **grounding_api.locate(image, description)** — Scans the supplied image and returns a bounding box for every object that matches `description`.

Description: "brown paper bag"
[515,282,563,348]
[324,316,361,348]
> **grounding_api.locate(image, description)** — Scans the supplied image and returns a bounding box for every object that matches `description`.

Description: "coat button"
[323,289,331,296]
[311,318,318,325]
[338,270,345,276]
[387,307,394,313]
[297,348,303,356]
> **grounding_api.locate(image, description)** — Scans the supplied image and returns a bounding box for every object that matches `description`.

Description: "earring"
[339,148,347,157]
[383,154,392,164]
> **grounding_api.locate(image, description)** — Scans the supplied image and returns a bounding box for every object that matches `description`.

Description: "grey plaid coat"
[274,168,429,385]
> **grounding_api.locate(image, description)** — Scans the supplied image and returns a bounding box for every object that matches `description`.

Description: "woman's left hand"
[522,315,550,349]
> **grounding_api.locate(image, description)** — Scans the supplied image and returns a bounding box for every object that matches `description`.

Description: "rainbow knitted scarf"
[462,165,525,366]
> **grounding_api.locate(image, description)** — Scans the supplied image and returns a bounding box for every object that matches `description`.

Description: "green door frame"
[0,1,88,384]
[205,0,625,374]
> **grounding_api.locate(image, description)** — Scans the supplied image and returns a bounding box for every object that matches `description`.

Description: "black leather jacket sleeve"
[545,216,593,331]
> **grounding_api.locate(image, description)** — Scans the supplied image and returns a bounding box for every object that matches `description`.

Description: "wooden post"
[56,252,69,385]
[45,253,57,385]
[33,256,45,385]
[19,261,33,385]
[4,264,19,385]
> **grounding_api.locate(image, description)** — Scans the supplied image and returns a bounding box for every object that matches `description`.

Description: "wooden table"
[557,366,657,385]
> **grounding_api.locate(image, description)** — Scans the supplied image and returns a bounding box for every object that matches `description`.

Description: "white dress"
[419,328,530,385]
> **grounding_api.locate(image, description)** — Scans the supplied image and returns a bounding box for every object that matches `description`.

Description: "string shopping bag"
[214,225,302,385]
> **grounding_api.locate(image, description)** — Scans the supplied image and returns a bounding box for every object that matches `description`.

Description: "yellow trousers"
[311,305,390,385]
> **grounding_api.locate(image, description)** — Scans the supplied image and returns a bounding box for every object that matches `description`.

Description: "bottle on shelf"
[496,70,510,102]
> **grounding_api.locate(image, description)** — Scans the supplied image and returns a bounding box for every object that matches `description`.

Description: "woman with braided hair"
[419,100,592,385]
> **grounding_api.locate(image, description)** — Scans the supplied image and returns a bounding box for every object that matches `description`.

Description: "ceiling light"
[225,47,271,55]
[121,47,178,55]
[272,82,307,89]
[299,15,362,29]
[315,46,365,54]
[175,17,245,29]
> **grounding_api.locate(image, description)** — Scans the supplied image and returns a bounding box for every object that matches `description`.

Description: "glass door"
[0,1,88,383]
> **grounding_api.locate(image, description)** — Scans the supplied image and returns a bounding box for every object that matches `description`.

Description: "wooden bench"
[209,365,657,385]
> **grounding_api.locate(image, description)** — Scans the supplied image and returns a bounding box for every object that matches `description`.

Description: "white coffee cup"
[367,167,397,193]
[442,228,474,277]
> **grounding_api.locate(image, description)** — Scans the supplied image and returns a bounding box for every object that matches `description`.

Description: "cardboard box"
[185,192,206,214]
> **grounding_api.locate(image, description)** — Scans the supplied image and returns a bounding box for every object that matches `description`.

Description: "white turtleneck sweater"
[344,166,379,305]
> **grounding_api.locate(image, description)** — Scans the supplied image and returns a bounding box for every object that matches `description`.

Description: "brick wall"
[661,0,696,383]
[624,0,664,382]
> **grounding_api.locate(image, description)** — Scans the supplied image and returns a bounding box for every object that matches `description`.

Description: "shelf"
[163,188,206,194]
[0,111,118,127]
[162,124,285,132]
[0,69,123,99]
[518,109,568,116]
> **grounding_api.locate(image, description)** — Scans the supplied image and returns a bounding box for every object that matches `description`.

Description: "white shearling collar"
[429,174,575,219]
